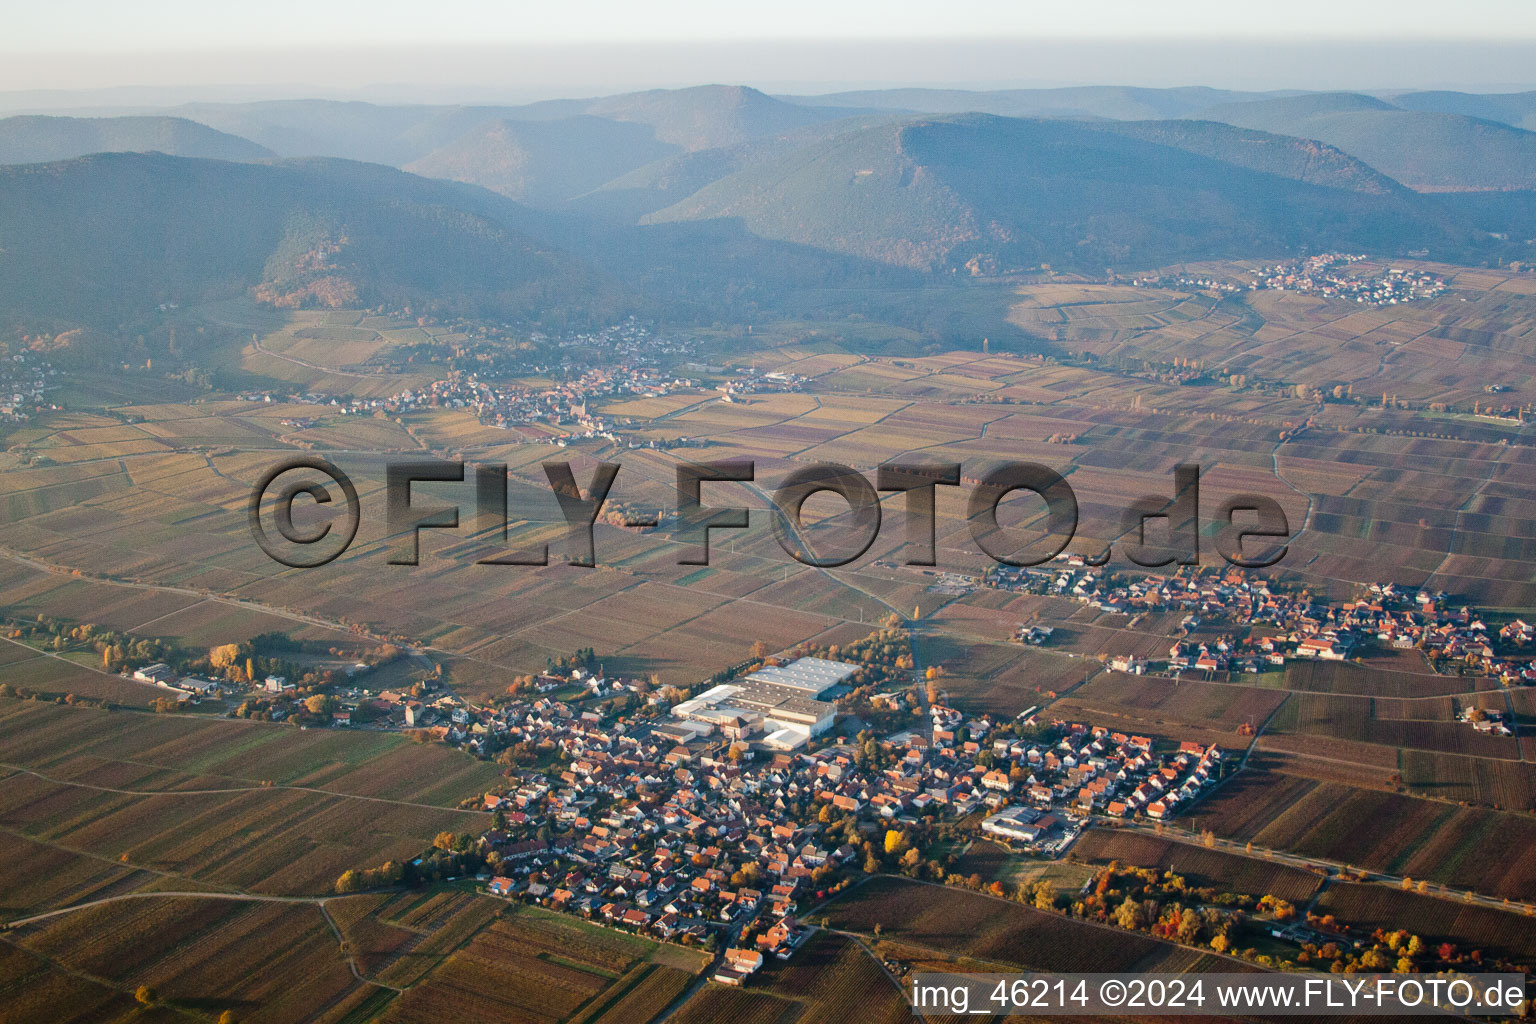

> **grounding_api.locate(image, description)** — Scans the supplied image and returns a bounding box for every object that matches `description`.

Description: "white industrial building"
[742,657,856,696]
[980,805,1046,842]
[671,657,847,749]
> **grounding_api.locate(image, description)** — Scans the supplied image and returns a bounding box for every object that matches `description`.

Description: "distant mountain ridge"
[1386,90,1536,132]
[1,86,1532,334]
[17,84,1536,205]
[0,115,273,164]
[780,85,1290,121]
[403,116,681,204]
[0,153,629,325]
[643,114,1476,271]
[1194,92,1536,191]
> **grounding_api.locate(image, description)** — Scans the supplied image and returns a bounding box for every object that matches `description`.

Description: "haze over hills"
[2,84,1535,333]
[0,153,629,325]
[1195,92,1536,191]
[782,85,1287,122]
[403,116,681,205]
[0,114,273,164]
[1088,120,1405,195]
[1387,90,1536,132]
[642,114,1476,271]
[582,84,866,150]
[11,83,1536,212]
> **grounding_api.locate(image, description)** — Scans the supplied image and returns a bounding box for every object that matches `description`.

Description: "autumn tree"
[210,643,242,670]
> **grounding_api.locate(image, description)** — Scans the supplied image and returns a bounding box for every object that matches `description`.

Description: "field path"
[318,901,409,993]
[1110,818,1536,917]
[5,889,330,928]
[0,760,489,816]
[7,887,413,994]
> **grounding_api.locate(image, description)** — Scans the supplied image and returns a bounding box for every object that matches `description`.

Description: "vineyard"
[0,943,142,1024]
[577,964,694,1024]
[669,986,801,1024]
[1268,692,1521,760]
[820,877,1166,972]
[377,902,669,1024]
[1184,769,1536,900]
[761,933,910,1024]
[1317,882,1536,966]
[1398,750,1536,811]
[1074,829,1323,904]
[12,897,358,1024]
[369,893,501,990]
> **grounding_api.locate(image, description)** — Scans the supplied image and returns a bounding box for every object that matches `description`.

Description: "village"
[245,360,704,447]
[11,563,1532,986]
[452,656,1230,985]
[235,316,714,447]
[980,561,1536,685]
[1143,253,1448,306]
[0,350,55,424]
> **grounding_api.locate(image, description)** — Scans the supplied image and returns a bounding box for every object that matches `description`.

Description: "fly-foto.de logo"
[248,457,1289,571]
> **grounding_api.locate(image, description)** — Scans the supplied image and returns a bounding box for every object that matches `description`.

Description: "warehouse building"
[671,658,845,748]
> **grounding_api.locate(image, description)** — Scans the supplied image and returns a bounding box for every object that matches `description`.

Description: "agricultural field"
[664,935,916,1024]
[6,895,367,1024]
[377,902,672,1024]
[5,268,1536,1019]
[0,831,160,919]
[1181,760,1536,901]
[755,932,911,1024]
[1072,829,1324,904]
[1315,882,1536,967]
[577,964,694,1024]
[1265,691,1522,760]
[0,701,492,899]
[1053,671,1287,737]
[820,876,1172,973]
[668,986,800,1024]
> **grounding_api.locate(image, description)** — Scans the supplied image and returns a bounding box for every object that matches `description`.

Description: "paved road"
[1106,819,1536,917]
[649,913,749,1024]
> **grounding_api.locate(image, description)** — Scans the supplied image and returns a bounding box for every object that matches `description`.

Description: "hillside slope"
[0,153,630,325]
[1388,90,1536,132]
[0,115,272,164]
[783,86,1282,121]
[583,85,865,151]
[645,114,1474,271]
[404,116,680,205]
[1092,120,1404,195]
[1196,93,1536,191]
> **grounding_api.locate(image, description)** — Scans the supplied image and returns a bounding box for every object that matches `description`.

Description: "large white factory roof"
[745,657,856,695]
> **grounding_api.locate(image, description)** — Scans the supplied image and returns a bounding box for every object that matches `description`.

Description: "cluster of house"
[990,565,1536,684]
[1459,706,1515,737]
[1142,255,1447,307]
[1246,257,1447,306]
[467,666,1227,972]
[355,362,699,437]
[477,750,839,964]
[978,727,1225,828]
[716,369,807,404]
[232,316,711,445]
[545,317,696,360]
[0,352,53,422]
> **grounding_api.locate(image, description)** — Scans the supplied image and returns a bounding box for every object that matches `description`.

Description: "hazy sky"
[2,0,1535,98]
